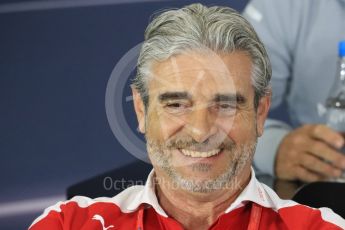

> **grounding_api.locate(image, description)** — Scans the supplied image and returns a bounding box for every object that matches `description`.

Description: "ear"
[256,91,271,137]
[131,86,146,133]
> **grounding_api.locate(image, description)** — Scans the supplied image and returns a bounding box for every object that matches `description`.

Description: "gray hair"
[133,3,271,109]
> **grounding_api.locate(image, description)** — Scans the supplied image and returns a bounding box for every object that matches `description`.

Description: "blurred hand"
[275,124,345,182]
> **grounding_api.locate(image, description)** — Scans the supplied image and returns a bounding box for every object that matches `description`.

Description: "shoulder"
[29,185,145,229]
[260,182,345,229]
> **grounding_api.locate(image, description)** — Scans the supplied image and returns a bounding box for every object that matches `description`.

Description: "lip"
[177,148,224,161]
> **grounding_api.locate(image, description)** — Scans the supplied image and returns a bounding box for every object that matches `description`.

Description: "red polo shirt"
[29,169,345,229]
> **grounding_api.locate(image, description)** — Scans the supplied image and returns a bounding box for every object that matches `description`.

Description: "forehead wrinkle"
[149,70,234,96]
[188,69,205,94]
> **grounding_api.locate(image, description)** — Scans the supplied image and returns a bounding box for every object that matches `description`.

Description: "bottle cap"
[339,40,345,57]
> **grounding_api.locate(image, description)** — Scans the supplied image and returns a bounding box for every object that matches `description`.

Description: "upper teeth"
[180,149,220,158]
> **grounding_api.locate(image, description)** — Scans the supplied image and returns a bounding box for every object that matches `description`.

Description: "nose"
[186,105,218,143]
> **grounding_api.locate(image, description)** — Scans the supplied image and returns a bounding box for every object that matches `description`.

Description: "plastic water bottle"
[325,41,345,133]
[325,41,345,180]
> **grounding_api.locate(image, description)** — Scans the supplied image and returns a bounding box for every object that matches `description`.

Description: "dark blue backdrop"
[0,0,250,229]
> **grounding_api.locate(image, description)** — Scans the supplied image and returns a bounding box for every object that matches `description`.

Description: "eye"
[167,103,184,108]
[219,103,231,109]
[213,102,236,115]
[164,101,191,114]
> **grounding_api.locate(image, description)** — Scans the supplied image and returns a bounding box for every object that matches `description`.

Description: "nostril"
[186,124,218,143]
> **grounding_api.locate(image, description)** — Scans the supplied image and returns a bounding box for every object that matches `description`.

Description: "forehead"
[148,51,253,97]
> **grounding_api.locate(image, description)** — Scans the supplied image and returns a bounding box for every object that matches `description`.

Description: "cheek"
[218,113,256,142]
[217,117,235,135]
[147,110,186,140]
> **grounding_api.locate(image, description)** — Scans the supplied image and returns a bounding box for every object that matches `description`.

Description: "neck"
[155,168,251,230]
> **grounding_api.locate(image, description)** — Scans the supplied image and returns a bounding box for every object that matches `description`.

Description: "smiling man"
[30,3,345,230]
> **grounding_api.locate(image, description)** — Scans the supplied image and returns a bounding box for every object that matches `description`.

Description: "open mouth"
[180,149,222,158]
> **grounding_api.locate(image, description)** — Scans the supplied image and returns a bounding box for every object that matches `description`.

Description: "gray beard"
[147,139,257,193]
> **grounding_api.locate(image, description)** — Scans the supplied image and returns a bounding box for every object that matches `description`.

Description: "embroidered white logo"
[92,214,114,230]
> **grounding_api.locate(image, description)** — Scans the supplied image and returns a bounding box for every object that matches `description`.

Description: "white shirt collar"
[113,167,293,217]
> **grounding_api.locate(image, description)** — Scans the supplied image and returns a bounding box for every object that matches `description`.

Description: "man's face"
[133,51,270,193]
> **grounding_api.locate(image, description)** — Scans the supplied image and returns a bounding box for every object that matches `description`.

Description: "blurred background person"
[243,0,345,182]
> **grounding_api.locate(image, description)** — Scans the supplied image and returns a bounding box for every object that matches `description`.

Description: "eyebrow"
[158,92,191,102]
[158,92,247,104]
[213,93,247,104]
